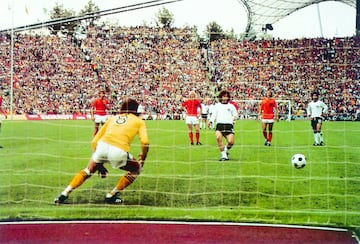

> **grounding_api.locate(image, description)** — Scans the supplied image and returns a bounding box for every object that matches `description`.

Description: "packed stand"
[0,25,359,120]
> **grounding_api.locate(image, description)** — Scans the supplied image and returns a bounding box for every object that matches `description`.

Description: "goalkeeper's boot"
[105,193,123,204]
[54,194,68,205]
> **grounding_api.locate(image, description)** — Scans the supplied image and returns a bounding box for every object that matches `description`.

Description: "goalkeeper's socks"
[61,186,73,197]
[113,172,137,192]
[69,169,90,189]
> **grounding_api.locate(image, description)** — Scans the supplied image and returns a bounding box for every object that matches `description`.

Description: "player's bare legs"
[267,123,274,146]
[194,123,201,145]
[262,122,268,145]
[54,158,98,204]
[215,131,227,160]
[223,134,234,160]
[311,118,324,146]
[262,123,273,146]
[186,123,194,145]
[93,122,100,136]
[216,132,233,161]
[225,134,234,151]
[316,121,324,145]
[54,157,141,204]
[93,122,104,136]
[105,159,142,204]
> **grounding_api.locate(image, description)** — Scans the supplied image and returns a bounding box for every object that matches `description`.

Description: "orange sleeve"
[138,120,150,146]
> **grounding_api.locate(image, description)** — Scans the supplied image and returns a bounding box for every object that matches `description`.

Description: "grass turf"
[0,119,359,234]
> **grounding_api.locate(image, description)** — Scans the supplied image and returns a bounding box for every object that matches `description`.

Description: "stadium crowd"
[0,25,359,120]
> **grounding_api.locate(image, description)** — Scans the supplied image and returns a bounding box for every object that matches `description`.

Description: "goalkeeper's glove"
[95,164,108,178]
[138,154,145,167]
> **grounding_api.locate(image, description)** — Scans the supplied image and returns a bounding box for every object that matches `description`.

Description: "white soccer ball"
[291,154,306,169]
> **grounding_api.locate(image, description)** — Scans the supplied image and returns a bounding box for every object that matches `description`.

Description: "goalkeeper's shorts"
[92,141,128,169]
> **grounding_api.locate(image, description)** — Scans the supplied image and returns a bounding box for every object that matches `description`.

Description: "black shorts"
[311,117,323,129]
[201,114,208,119]
[216,123,234,136]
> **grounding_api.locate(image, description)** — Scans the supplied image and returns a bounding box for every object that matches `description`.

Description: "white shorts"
[262,119,274,123]
[94,114,108,124]
[92,141,130,169]
[185,115,199,125]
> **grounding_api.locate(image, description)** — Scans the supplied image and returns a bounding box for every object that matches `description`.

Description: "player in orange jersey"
[54,98,150,204]
[91,91,111,136]
[259,90,279,146]
[181,91,202,145]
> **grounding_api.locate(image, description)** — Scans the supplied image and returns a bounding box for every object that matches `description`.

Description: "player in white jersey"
[200,100,209,129]
[209,90,238,161]
[207,100,215,129]
[307,92,328,146]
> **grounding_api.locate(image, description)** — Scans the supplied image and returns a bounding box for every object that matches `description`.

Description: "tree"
[155,7,174,28]
[226,28,238,40]
[79,0,100,27]
[205,21,227,42]
[49,3,76,35]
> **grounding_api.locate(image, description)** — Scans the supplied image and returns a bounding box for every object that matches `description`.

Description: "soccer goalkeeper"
[54,98,150,204]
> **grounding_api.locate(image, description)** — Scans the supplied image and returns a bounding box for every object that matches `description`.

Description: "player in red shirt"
[181,91,202,145]
[0,94,7,148]
[259,90,279,146]
[229,100,239,111]
[91,91,111,136]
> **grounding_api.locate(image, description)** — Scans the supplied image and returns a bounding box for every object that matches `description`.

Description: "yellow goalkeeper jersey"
[91,113,149,152]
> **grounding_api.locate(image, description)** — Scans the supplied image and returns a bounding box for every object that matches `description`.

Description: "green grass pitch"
[0,119,359,233]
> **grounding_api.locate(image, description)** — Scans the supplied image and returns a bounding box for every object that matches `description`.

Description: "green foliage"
[206,21,226,41]
[0,120,359,233]
[79,0,101,26]
[48,0,100,35]
[49,3,77,35]
[155,7,174,28]
[79,0,100,16]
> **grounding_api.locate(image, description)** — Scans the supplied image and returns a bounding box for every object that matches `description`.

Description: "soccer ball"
[291,154,306,169]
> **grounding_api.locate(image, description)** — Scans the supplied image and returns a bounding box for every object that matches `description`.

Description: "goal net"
[0,25,359,232]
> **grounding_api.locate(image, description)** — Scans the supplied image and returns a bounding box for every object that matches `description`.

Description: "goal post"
[235,99,292,121]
